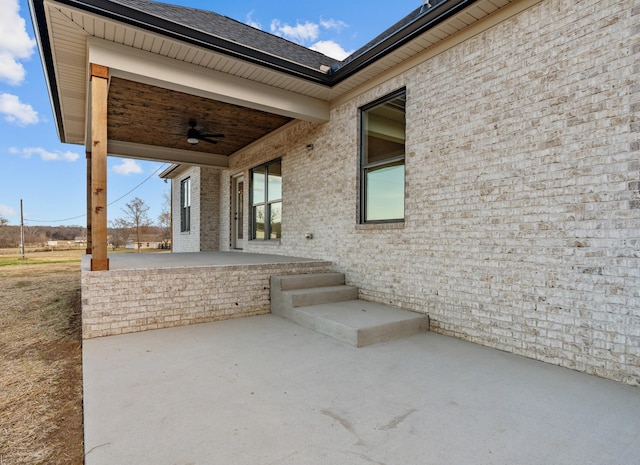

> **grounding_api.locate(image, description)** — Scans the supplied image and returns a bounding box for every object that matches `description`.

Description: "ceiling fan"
[186,119,224,145]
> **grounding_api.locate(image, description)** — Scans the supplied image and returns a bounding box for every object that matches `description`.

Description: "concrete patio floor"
[81,251,324,270]
[83,315,640,465]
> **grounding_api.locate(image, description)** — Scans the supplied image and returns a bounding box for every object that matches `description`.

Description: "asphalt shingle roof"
[111,0,338,71]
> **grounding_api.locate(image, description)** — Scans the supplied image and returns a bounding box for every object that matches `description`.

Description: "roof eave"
[29,0,66,142]
[46,0,335,84]
[28,0,486,145]
[330,0,480,83]
[159,164,181,179]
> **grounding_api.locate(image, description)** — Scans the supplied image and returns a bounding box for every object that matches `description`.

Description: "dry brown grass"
[0,250,84,465]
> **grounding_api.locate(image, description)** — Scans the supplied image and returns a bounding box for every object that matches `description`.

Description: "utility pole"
[20,199,25,259]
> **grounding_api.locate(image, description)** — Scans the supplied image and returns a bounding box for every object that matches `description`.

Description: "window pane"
[250,159,282,240]
[267,161,282,201]
[269,202,282,239]
[363,94,405,165]
[237,181,243,240]
[365,162,405,221]
[252,167,265,204]
[253,205,265,239]
[181,178,190,208]
[361,90,406,223]
[180,178,190,232]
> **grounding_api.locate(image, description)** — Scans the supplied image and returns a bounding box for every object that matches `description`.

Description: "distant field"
[0,246,84,256]
[0,248,84,266]
[0,245,168,262]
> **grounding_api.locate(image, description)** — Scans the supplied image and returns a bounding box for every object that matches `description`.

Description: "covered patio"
[29,0,336,272]
[83,314,640,465]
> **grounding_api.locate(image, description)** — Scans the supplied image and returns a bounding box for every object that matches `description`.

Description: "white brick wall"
[220,0,640,385]
[172,166,223,252]
[81,260,332,338]
[171,166,200,252]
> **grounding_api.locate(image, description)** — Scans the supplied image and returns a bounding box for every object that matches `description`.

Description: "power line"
[108,163,169,206]
[25,213,86,224]
[24,163,169,224]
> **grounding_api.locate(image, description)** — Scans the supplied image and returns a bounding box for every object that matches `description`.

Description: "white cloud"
[246,10,262,30]
[9,146,80,162]
[320,18,348,32]
[0,203,16,217]
[310,40,353,61]
[0,93,39,125]
[270,19,319,43]
[268,16,351,59]
[0,0,36,85]
[112,159,143,175]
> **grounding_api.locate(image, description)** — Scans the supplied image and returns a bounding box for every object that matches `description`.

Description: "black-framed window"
[251,159,282,240]
[180,177,191,232]
[360,89,406,223]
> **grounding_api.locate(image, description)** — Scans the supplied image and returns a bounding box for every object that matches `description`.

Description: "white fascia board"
[108,140,230,168]
[88,38,330,123]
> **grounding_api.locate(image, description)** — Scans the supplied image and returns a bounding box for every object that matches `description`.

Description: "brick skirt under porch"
[81,253,332,338]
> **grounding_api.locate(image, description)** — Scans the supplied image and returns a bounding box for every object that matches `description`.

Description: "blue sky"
[1,0,420,226]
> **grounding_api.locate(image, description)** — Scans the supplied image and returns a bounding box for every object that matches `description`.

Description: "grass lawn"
[0,250,84,464]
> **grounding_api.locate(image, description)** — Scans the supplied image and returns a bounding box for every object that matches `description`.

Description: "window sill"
[356,222,405,231]
[248,239,282,245]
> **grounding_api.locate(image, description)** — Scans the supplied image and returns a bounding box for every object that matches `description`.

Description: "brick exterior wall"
[200,167,221,251]
[171,166,222,252]
[220,169,232,250]
[81,260,332,338]
[171,166,200,252]
[217,0,639,385]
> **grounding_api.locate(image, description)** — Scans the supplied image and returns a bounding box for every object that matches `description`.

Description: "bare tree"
[118,197,151,253]
[24,225,46,246]
[158,190,171,249]
[0,216,16,248]
[108,218,130,250]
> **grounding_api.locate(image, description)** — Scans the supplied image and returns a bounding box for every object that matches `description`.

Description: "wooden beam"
[90,63,109,79]
[90,64,109,271]
[86,151,92,255]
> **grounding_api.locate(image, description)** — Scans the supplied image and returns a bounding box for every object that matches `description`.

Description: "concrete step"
[289,300,429,347]
[270,272,429,347]
[277,272,346,291]
[285,285,359,308]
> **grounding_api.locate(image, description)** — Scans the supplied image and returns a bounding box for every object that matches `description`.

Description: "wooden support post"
[90,63,109,271]
[86,151,92,254]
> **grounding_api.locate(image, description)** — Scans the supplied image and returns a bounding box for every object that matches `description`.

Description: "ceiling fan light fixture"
[185,119,223,145]
[187,126,200,144]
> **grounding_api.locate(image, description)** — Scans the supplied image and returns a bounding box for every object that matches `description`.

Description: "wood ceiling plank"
[107,78,293,156]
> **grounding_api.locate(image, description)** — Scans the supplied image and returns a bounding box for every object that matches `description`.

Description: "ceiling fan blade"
[199,137,219,144]
[200,133,224,138]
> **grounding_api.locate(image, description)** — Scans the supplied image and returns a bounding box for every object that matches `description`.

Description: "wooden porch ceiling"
[107,77,293,160]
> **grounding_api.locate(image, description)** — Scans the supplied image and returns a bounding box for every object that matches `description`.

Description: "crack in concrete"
[380,408,417,431]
